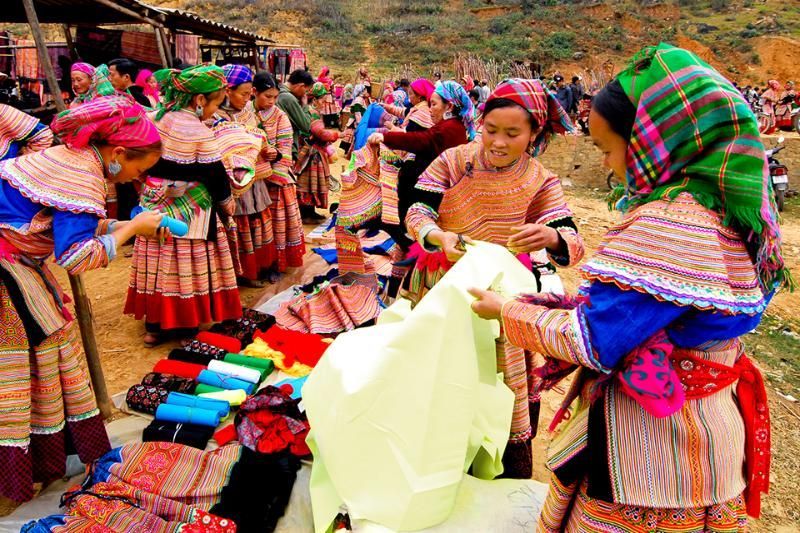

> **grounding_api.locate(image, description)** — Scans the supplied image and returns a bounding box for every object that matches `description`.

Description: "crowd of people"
[734,79,797,134]
[0,42,789,532]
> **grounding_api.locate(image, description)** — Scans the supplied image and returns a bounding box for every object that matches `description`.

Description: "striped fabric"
[275,282,382,334]
[139,177,212,241]
[0,103,46,159]
[154,109,223,165]
[212,121,266,196]
[582,193,767,315]
[337,145,382,228]
[234,210,277,281]
[0,145,108,217]
[124,220,241,330]
[253,104,305,272]
[294,143,331,208]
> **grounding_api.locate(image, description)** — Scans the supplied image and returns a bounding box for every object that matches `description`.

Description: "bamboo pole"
[154,26,169,68]
[22,0,113,419]
[93,0,165,28]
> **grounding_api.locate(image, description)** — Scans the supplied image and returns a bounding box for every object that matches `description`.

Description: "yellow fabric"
[241,337,313,377]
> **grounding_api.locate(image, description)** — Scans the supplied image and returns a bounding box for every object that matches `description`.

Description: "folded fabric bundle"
[255,326,329,368]
[142,419,216,450]
[208,359,263,384]
[155,403,221,427]
[224,353,275,373]
[200,389,248,407]
[182,339,228,360]
[195,332,242,354]
[198,369,256,394]
[236,386,310,457]
[242,337,313,377]
[194,383,226,395]
[209,308,275,346]
[167,392,230,418]
[274,282,382,335]
[141,372,196,393]
[213,423,238,446]
[126,384,169,415]
[153,359,206,379]
[168,348,216,367]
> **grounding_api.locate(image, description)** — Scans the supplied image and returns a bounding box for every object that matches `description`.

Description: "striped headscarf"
[486,78,574,156]
[222,64,254,88]
[616,43,788,291]
[72,64,115,105]
[51,95,161,149]
[70,62,95,77]
[434,80,476,140]
[154,65,226,120]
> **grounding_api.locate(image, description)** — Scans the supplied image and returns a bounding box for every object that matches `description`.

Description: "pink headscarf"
[70,62,95,77]
[318,66,333,90]
[135,69,160,100]
[51,95,161,149]
[410,78,435,102]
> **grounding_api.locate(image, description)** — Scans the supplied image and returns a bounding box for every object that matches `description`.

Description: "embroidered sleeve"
[383,104,406,119]
[272,111,294,182]
[526,169,584,266]
[22,123,53,153]
[53,210,113,274]
[405,152,454,244]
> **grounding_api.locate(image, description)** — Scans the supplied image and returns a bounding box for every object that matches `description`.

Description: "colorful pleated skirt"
[124,219,242,330]
[267,182,305,272]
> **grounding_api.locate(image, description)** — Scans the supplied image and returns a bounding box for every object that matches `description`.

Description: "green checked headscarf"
[73,64,116,105]
[153,65,226,120]
[615,43,789,291]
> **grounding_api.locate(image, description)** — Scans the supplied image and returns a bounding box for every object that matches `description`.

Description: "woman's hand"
[467,287,510,321]
[262,145,279,162]
[427,230,473,262]
[367,132,384,145]
[385,121,398,131]
[507,224,559,254]
[130,210,164,238]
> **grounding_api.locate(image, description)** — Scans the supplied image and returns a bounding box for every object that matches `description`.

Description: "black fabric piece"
[586,395,614,502]
[498,439,532,479]
[181,339,227,359]
[209,308,275,346]
[0,265,47,348]
[142,420,214,450]
[545,216,578,232]
[127,86,152,108]
[167,348,216,367]
[529,400,541,439]
[210,447,301,533]
[299,268,340,293]
[141,372,197,393]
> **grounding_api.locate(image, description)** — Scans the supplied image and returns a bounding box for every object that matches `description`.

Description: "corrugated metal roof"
[1,1,273,43]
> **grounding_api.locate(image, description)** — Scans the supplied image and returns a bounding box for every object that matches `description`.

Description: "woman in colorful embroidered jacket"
[470,44,786,531]
[339,83,372,156]
[125,65,242,347]
[216,64,277,287]
[0,95,164,502]
[251,72,305,274]
[0,103,53,161]
[401,78,584,479]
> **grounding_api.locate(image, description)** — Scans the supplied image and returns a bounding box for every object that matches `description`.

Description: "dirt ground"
[5,150,799,530]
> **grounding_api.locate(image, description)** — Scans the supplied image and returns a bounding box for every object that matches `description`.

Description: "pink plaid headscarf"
[51,94,161,149]
[70,62,95,77]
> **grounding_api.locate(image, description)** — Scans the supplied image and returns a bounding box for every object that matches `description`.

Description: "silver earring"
[109,159,122,176]
[195,105,204,118]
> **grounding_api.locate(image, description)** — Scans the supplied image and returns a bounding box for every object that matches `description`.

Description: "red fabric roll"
[195,332,242,353]
[213,423,238,446]
[152,359,206,379]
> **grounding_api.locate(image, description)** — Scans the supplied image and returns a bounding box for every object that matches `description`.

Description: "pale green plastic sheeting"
[304,242,541,532]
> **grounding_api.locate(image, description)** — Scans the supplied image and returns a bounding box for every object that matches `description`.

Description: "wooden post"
[22,0,113,419]
[158,27,173,67]
[62,24,77,60]
[154,26,168,68]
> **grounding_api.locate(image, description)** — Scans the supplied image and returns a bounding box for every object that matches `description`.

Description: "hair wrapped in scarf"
[615,43,789,291]
[410,78,435,102]
[70,62,95,77]
[310,81,328,99]
[135,69,159,101]
[434,80,476,140]
[51,94,161,149]
[72,64,115,105]
[318,66,333,89]
[222,64,254,88]
[352,84,366,100]
[154,65,226,120]
[486,78,574,156]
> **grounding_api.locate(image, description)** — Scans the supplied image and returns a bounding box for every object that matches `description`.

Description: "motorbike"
[766,136,789,212]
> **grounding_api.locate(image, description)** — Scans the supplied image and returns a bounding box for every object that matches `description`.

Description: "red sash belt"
[672,351,770,518]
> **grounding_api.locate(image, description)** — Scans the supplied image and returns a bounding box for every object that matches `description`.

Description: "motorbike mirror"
[777,136,785,144]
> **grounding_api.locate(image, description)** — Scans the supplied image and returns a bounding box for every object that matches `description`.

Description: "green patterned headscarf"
[153,65,226,120]
[310,81,328,99]
[615,43,788,291]
[73,64,115,105]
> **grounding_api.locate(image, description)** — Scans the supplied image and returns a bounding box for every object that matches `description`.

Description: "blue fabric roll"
[197,369,255,394]
[353,103,386,151]
[166,392,230,418]
[154,403,220,427]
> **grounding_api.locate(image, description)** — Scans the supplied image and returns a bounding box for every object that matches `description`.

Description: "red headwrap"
[486,78,574,156]
[51,94,161,149]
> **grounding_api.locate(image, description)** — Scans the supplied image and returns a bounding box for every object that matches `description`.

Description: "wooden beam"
[154,25,169,68]
[62,24,78,60]
[92,0,164,28]
[158,26,173,67]
[23,0,113,420]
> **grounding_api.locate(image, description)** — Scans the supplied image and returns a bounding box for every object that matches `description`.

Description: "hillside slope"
[150,0,797,84]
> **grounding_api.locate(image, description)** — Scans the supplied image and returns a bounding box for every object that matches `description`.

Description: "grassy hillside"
[151,0,799,83]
